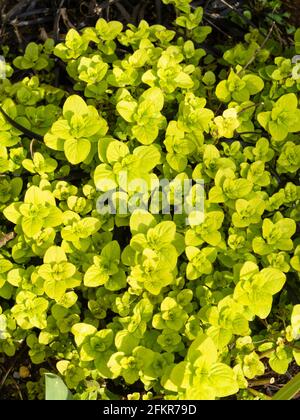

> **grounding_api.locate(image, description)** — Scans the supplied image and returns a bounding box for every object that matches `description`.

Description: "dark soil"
[0,0,294,53]
[0,346,46,400]
[284,0,300,26]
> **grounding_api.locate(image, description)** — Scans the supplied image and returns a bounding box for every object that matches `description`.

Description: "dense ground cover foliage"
[0,0,300,400]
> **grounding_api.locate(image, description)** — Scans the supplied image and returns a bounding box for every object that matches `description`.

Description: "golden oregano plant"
[0,0,300,401]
